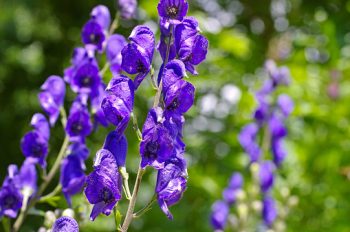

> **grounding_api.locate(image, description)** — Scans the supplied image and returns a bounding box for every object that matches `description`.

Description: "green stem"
[119,167,132,200]
[130,112,142,141]
[109,12,120,36]
[38,184,62,203]
[120,167,145,232]
[133,195,156,218]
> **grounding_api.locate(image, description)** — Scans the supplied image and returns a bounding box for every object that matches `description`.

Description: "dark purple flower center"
[136,60,146,73]
[80,75,92,87]
[166,6,179,18]
[99,187,114,203]
[3,195,17,208]
[145,141,159,159]
[71,122,83,134]
[31,143,44,157]
[167,98,179,110]
[89,33,102,45]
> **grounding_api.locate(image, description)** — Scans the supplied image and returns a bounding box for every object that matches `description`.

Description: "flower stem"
[38,184,62,203]
[109,12,120,36]
[153,25,173,108]
[133,194,156,218]
[12,108,69,232]
[130,112,142,141]
[121,167,145,232]
[119,167,132,200]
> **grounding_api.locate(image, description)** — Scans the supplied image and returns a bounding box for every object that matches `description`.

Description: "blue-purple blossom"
[271,138,287,167]
[259,161,274,193]
[91,84,109,127]
[90,5,111,31]
[140,107,173,169]
[174,17,208,74]
[21,114,50,168]
[121,26,155,89]
[155,158,187,219]
[262,196,277,227]
[18,159,37,197]
[118,0,137,19]
[157,0,188,24]
[70,58,101,96]
[64,47,90,84]
[164,79,195,114]
[51,216,79,232]
[268,114,287,139]
[81,20,106,52]
[277,94,294,117]
[66,97,93,142]
[264,60,290,87]
[106,34,127,74]
[103,131,128,167]
[38,75,66,126]
[223,172,243,205]
[238,123,261,163]
[101,75,134,134]
[85,149,122,220]
[210,200,229,231]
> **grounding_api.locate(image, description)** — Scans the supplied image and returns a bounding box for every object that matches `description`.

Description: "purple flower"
[223,172,243,205]
[66,97,93,142]
[85,149,122,220]
[81,20,106,52]
[259,161,274,193]
[271,138,287,167]
[103,131,128,167]
[70,58,101,96]
[118,0,137,20]
[277,94,294,117]
[0,166,23,218]
[161,60,187,89]
[156,158,187,219]
[18,159,37,196]
[238,123,261,163]
[51,216,79,232]
[164,79,195,114]
[60,154,86,206]
[158,34,176,62]
[106,34,127,74]
[174,17,208,74]
[38,75,66,126]
[21,114,50,168]
[264,60,290,87]
[140,108,174,169]
[102,75,134,134]
[262,196,277,227]
[254,95,269,124]
[157,0,188,24]
[91,84,109,127]
[268,114,287,139]
[210,200,229,231]
[64,47,90,84]
[121,26,155,89]
[90,5,111,31]
[67,142,90,160]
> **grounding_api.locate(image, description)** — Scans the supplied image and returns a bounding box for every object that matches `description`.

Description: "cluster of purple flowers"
[210,60,293,230]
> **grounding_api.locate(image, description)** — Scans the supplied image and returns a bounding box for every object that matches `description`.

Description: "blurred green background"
[1,0,350,231]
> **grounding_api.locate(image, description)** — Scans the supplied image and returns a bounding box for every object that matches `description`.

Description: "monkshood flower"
[277,94,294,117]
[157,0,188,24]
[155,157,187,219]
[18,159,37,201]
[121,26,155,89]
[259,161,274,193]
[85,149,122,220]
[103,131,128,167]
[90,5,111,31]
[60,153,86,206]
[238,123,261,163]
[223,172,243,205]
[21,113,50,168]
[118,0,137,20]
[70,58,101,97]
[271,138,286,167]
[67,142,90,160]
[140,107,173,169]
[38,75,66,126]
[262,196,277,227]
[0,166,23,218]
[82,20,106,52]
[51,216,79,232]
[210,200,229,231]
[91,84,109,127]
[106,34,127,74]
[174,17,208,75]
[66,97,93,142]
[102,75,134,134]
[64,47,91,84]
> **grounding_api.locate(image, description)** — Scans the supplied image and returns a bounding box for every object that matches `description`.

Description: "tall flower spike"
[38,75,66,126]
[155,158,187,219]
[85,149,122,220]
[103,131,128,167]
[238,123,261,163]
[118,0,137,20]
[222,172,243,205]
[157,0,188,24]
[51,216,79,232]
[140,107,174,169]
